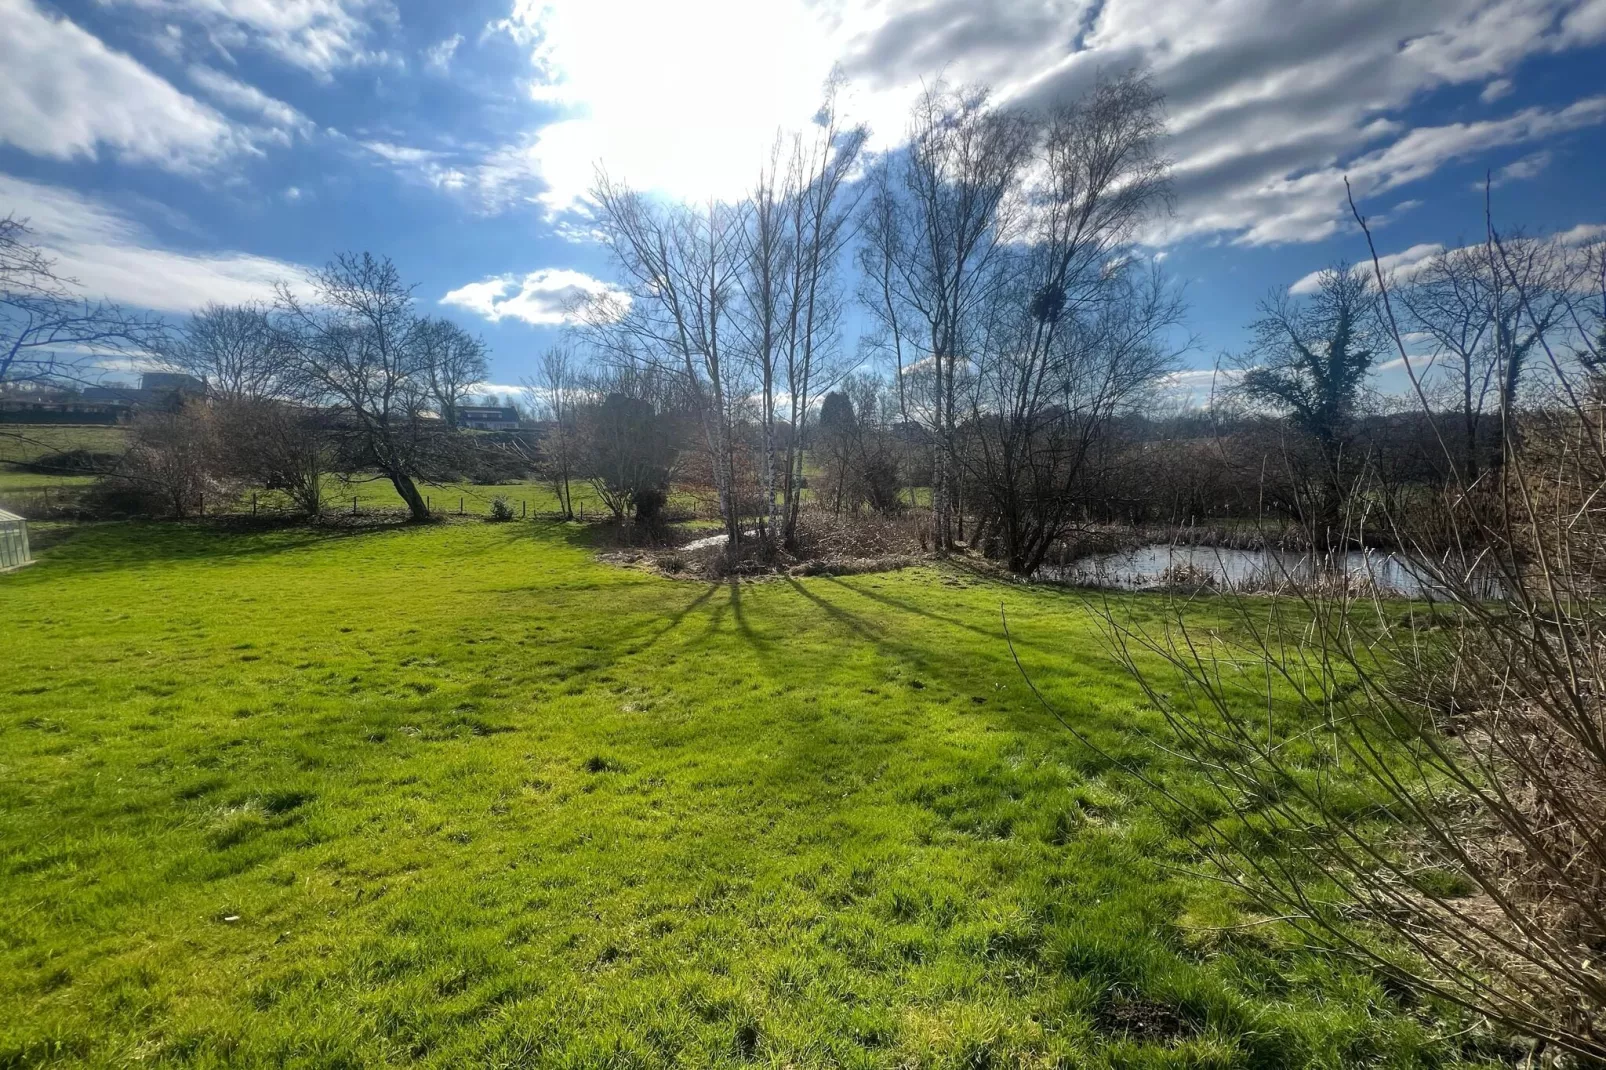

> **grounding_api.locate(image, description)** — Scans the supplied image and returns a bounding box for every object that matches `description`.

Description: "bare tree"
[1398,238,1566,484]
[738,140,794,542]
[732,91,869,548]
[1,216,164,391]
[589,176,746,543]
[417,317,488,428]
[524,345,580,519]
[815,374,906,517]
[959,72,1178,574]
[1236,264,1384,543]
[1399,245,1502,482]
[859,84,1036,549]
[857,169,920,507]
[776,90,868,546]
[156,301,337,517]
[969,264,1185,572]
[208,397,330,516]
[1481,233,1566,465]
[1567,237,1606,384]
[163,303,279,403]
[274,253,435,521]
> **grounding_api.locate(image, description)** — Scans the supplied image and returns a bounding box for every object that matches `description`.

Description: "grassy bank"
[0,425,127,467]
[0,519,1479,1067]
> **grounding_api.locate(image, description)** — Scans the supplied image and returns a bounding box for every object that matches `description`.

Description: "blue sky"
[2,0,1604,398]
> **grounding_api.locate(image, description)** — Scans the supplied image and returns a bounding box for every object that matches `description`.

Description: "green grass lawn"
[331,478,614,519]
[0,471,98,494]
[0,519,1477,1068]
[0,426,122,515]
[0,425,127,467]
[0,426,119,508]
[0,424,864,522]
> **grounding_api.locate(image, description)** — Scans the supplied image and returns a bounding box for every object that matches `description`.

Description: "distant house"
[81,372,207,411]
[457,405,521,431]
[141,372,207,395]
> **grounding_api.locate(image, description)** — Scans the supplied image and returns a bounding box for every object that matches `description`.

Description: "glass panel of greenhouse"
[0,508,30,570]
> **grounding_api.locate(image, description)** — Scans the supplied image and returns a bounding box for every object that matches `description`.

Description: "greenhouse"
[0,508,31,570]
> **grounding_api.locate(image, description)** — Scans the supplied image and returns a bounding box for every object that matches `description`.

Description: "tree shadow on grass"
[791,572,1157,759]
[941,555,1192,635]
[12,517,431,574]
[815,571,1074,660]
[780,577,949,684]
[786,575,1027,687]
[821,572,1004,641]
[684,579,772,656]
[637,582,720,654]
[510,578,727,689]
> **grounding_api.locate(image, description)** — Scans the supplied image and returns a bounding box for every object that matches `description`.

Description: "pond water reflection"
[1041,544,1504,600]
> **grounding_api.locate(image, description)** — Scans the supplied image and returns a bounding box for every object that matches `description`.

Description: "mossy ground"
[1,518,1484,1067]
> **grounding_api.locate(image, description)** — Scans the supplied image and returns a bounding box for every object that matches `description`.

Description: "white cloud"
[0,173,309,312]
[105,0,397,77]
[1198,95,1606,245]
[1562,0,1606,41]
[425,33,463,73]
[1079,1,1606,245]
[360,139,475,193]
[362,140,442,167]
[1353,99,1602,192]
[0,0,239,171]
[1558,222,1606,245]
[476,0,1606,243]
[1481,78,1514,102]
[1155,365,1242,406]
[1289,222,1606,299]
[360,136,559,213]
[1485,149,1553,187]
[1290,243,1445,294]
[150,22,186,60]
[1159,367,1238,388]
[188,65,313,140]
[441,269,628,326]
[1369,198,1423,228]
[471,382,528,398]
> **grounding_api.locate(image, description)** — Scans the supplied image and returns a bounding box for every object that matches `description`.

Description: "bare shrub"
[1074,196,1606,1060]
[791,507,927,560]
[92,401,235,518]
[578,391,674,527]
[213,398,330,516]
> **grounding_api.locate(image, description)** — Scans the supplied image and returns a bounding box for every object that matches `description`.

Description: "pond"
[1042,543,1504,600]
